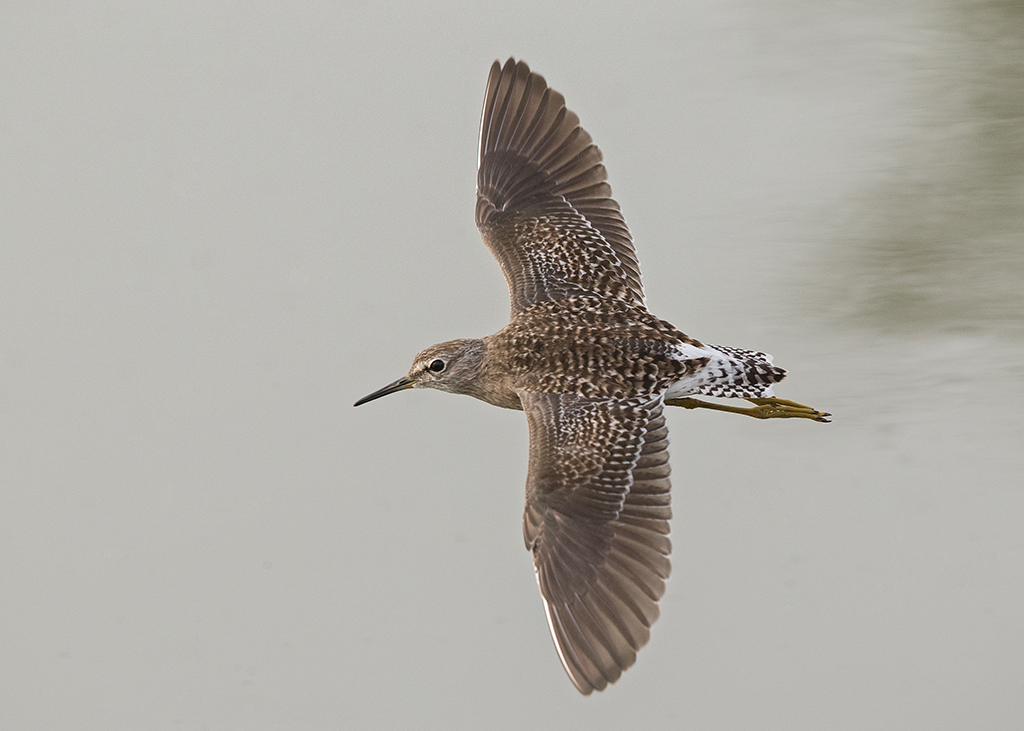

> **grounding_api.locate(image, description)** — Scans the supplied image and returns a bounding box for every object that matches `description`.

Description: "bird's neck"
[469,336,523,410]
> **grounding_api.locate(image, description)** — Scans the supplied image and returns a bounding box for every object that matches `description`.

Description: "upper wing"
[520,391,672,694]
[476,58,645,315]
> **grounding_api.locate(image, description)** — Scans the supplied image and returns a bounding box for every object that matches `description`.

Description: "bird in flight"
[355,58,829,694]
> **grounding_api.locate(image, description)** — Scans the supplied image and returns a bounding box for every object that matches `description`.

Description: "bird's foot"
[665,396,831,423]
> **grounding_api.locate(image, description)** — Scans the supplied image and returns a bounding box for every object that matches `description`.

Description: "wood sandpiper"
[355,58,830,694]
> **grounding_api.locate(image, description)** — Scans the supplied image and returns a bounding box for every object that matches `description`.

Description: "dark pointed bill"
[353,376,415,407]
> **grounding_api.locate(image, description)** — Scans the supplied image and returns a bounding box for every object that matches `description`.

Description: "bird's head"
[353,338,486,406]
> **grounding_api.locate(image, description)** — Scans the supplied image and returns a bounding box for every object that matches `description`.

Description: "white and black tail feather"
[665,343,787,400]
[695,344,786,398]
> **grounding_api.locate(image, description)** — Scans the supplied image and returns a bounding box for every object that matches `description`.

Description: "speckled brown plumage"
[354,58,827,696]
[476,59,644,313]
[484,296,709,402]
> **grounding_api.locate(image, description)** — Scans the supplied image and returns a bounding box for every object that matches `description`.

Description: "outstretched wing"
[476,58,645,315]
[520,391,672,694]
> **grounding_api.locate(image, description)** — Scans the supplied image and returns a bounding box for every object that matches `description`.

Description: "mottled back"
[492,295,709,399]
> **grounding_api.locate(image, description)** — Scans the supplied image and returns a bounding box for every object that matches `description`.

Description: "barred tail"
[694,344,787,398]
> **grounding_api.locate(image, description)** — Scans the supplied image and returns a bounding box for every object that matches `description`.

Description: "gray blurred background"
[2,1,1023,729]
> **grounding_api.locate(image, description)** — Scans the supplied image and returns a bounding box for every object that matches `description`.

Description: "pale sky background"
[2,2,1023,729]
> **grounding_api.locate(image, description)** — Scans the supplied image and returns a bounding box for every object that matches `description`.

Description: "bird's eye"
[428,359,446,373]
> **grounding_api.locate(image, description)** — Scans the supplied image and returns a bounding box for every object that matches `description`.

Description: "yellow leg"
[665,396,831,423]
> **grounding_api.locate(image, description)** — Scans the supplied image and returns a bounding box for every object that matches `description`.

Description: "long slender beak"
[353,376,415,406]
